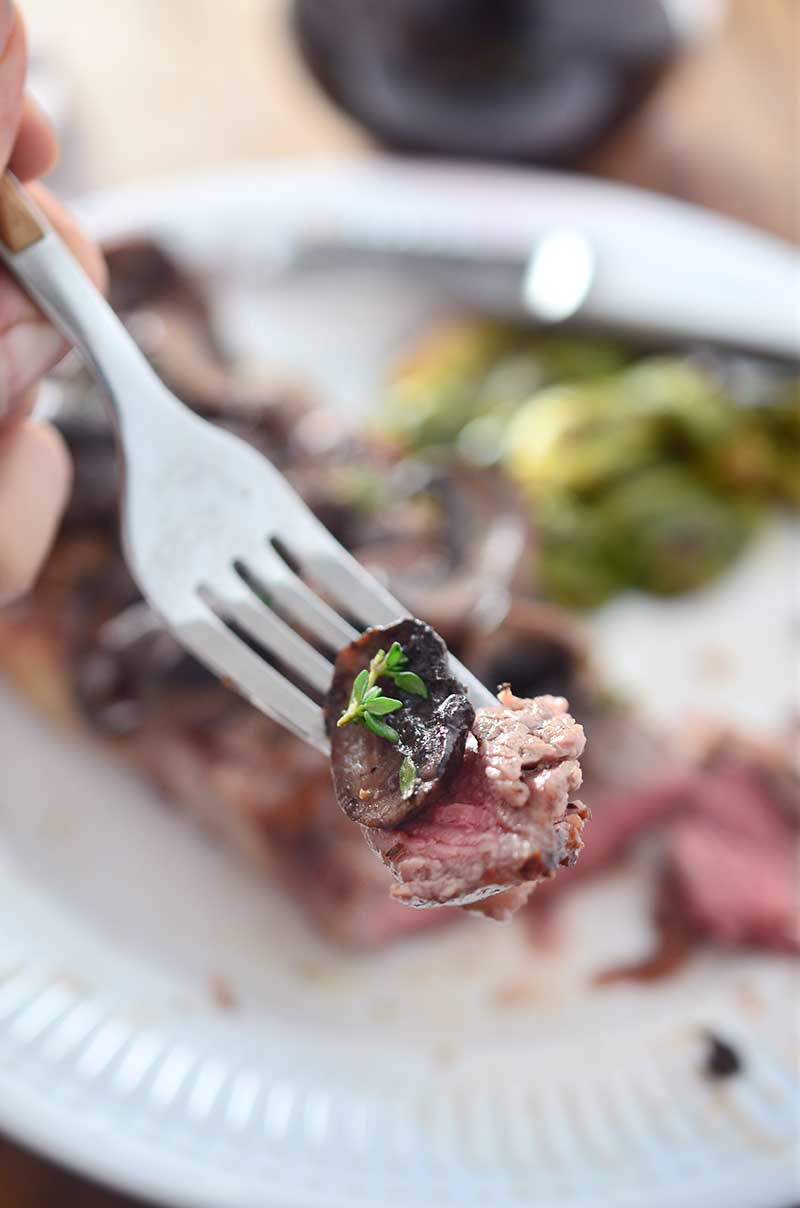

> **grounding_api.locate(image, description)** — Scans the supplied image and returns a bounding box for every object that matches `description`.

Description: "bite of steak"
[367,690,588,917]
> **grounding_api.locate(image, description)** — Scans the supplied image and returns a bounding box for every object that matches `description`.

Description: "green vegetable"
[504,382,661,497]
[620,358,734,450]
[381,320,516,449]
[719,386,800,504]
[399,755,417,799]
[381,320,628,452]
[337,642,428,744]
[534,495,622,609]
[599,465,759,596]
[528,335,628,383]
[379,323,799,609]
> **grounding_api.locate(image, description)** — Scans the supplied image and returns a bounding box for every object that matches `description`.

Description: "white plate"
[0,160,798,1208]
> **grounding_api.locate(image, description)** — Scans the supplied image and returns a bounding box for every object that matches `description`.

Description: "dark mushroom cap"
[325,618,474,829]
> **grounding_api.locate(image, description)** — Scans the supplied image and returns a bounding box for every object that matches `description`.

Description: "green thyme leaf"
[391,670,429,698]
[352,669,369,703]
[365,696,403,716]
[399,755,417,799]
[337,640,427,743]
[385,642,407,670]
[363,713,400,743]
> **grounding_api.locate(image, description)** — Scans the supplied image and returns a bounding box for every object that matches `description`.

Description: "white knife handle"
[561,179,800,360]
[303,161,800,361]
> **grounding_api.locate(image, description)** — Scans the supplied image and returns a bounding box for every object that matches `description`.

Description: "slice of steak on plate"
[658,814,799,953]
[529,711,800,975]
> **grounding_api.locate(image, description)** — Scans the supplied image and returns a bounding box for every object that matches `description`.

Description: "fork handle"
[0,171,186,445]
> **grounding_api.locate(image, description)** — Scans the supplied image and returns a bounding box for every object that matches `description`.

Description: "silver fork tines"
[0,172,496,753]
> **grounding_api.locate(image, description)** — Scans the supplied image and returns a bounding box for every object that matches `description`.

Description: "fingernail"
[0,322,65,422]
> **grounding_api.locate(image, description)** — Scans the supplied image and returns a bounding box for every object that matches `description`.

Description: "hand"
[0,1,106,605]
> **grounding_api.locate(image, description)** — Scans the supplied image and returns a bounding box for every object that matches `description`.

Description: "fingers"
[0,3,87,607]
[0,3,25,171]
[0,184,108,333]
[0,325,63,423]
[10,94,59,181]
[0,184,107,423]
[0,419,71,605]
[0,2,59,181]
[31,183,108,295]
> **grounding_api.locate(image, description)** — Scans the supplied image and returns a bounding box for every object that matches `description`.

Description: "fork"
[0,173,495,751]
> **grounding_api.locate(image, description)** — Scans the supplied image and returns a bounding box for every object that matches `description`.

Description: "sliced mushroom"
[353,461,530,646]
[325,618,474,829]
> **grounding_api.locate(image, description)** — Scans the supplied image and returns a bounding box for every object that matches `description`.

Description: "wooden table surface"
[3,0,798,1204]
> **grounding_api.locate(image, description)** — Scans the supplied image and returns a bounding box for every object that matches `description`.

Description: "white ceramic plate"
[0,161,797,1208]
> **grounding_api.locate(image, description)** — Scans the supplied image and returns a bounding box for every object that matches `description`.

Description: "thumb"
[0,1,24,172]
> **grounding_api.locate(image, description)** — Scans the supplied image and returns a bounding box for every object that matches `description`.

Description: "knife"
[74,159,799,363]
[265,160,800,363]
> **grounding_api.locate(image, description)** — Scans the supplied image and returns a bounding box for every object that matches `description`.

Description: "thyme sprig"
[337,641,428,743]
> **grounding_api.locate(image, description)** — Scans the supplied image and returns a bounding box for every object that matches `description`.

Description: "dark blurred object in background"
[292,0,680,164]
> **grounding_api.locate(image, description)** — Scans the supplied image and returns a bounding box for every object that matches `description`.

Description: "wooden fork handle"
[0,172,46,253]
